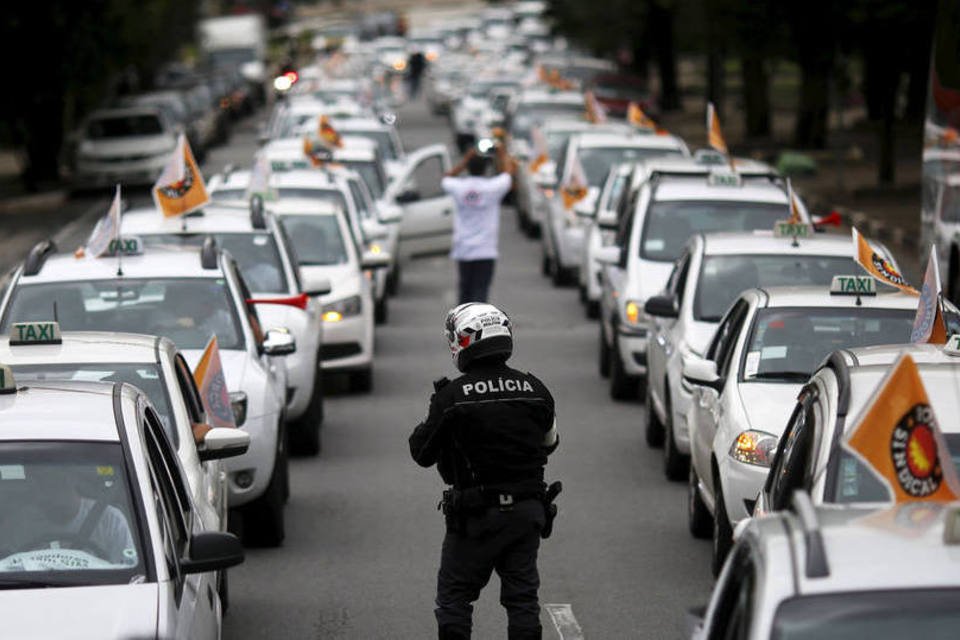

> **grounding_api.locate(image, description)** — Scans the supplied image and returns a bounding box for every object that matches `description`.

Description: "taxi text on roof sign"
[773,220,812,239]
[943,334,960,356]
[102,236,143,257]
[706,170,741,187]
[0,363,15,394]
[9,321,62,346]
[830,275,876,296]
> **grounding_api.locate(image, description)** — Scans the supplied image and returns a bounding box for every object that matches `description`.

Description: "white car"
[0,240,292,546]
[542,131,689,286]
[316,116,406,182]
[121,201,328,456]
[451,78,523,151]
[0,377,244,638]
[755,342,960,517]
[644,230,876,480]
[578,162,632,316]
[272,197,390,390]
[922,172,960,302]
[682,279,918,574]
[505,89,589,144]
[73,107,178,189]
[693,493,960,639]
[595,158,793,400]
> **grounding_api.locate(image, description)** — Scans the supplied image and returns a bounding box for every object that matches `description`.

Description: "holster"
[540,481,563,539]
[440,487,485,534]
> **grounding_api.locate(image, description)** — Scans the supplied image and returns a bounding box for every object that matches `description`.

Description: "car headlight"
[322,295,362,321]
[623,299,646,326]
[729,430,778,467]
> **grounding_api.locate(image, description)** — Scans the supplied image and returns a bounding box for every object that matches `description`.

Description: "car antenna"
[53,301,58,323]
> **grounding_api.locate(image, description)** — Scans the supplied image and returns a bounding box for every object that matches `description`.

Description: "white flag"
[86,184,122,257]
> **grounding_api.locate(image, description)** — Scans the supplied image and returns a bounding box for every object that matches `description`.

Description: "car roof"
[655,177,787,203]
[699,231,851,257]
[839,342,960,368]
[122,206,262,234]
[0,382,122,442]
[268,198,342,216]
[271,169,342,188]
[518,90,585,105]
[572,131,685,150]
[208,169,251,191]
[19,246,216,284]
[757,285,919,310]
[0,331,163,366]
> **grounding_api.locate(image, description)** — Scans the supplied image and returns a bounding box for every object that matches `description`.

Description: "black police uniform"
[410,357,558,640]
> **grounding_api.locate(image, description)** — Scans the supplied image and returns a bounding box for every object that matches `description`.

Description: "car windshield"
[694,255,857,321]
[640,200,788,262]
[341,160,385,199]
[771,589,960,639]
[277,188,351,211]
[344,130,399,160]
[576,147,682,187]
[512,103,585,139]
[741,307,914,381]
[1,278,243,351]
[141,233,287,294]
[0,442,145,586]
[87,115,163,139]
[210,188,247,202]
[279,215,350,266]
[12,364,176,446]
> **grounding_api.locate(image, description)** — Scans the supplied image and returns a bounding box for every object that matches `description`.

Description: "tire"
[349,367,373,393]
[552,263,573,287]
[644,382,665,447]
[375,295,389,325]
[578,285,587,304]
[541,253,551,277]
[585,299,600,319]
[688,466,712,539]
[663,392,689,481]
[387,263,401,296]
[610,328,640,400]
[218,569,230,614]
[712,476,734,577]
[289,363,323,456]
[242,451,286,547]
[599,322,611,378]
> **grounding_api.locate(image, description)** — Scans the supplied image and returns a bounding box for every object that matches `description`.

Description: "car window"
[770,396,815,511]
[174,353,205,428]
[714,300,749,377]
[410,154,445,199]
[279,215,350,266]
[343,160,386,199]
[707,545,756,640]
[1,278,244,351]
[348,179,373,221]
[87,115,164,139]
[666,251,691,298]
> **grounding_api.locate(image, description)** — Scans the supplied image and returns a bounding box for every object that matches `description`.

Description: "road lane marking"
[546,603,585,640]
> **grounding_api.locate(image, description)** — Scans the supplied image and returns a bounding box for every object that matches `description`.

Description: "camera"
[476,138,496,155]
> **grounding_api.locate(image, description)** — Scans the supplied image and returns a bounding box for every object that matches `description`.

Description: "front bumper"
[224,412,278,507]
[718,455,770,526]
[321,311,373,372]
[74,155,168,188]
[616,324,649,376]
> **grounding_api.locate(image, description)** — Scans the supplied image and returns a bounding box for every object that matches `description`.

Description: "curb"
[0,190,68,215]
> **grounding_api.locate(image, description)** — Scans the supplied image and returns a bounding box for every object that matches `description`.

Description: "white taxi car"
[0,240,292,546]
[0,377,243,638]
[578,162,632,317]
[693,493,960,639]
[271,198,390,391]
[755,342,960,517]
[595,160,791,400]
[682,277,917,574]
[542,131,689,286]
[644,230,872,480]
[120,201,328,456]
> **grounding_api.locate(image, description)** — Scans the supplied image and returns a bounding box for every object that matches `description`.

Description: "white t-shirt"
[442,173,512,261]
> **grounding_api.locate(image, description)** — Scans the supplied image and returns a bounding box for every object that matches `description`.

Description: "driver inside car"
[0,465,136,567]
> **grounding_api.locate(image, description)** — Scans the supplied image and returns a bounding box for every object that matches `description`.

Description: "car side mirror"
[644,294,678,319]
[361,220,389,241]
[198,427,250,462]
[395,189,420,204]
[682,354,723,392]
[595,245,621,266]
[596,210,618,230]
[301,274,332,297]
[377,204,403,224]
[361,250,392,270]
[263,328,296,356]
[180,532,244,575]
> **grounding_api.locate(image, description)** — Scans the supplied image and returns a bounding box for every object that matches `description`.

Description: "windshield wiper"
[748,371,811,381]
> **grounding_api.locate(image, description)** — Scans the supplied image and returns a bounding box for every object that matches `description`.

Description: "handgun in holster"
[440,487,484,534]
[540,481,563,539]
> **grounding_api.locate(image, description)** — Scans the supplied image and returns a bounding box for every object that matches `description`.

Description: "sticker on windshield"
[0,465,25,480]
[744,351,760,377]
[644,239,665,252]
[761,346,787,359]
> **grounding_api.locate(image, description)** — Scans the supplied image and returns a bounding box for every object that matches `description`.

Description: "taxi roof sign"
[101,236,143,257]
[10,321,62,346]
[945,505,960,545]
[774,220,812,239]
[0,363,15,394]
[830,275,876,296]
[707,169,742,187]
[944,334,960,356]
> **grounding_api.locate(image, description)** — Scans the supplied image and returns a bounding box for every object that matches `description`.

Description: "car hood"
[301,264,360,303]
[738,382,803,437]
[182,347,250,392]
[81,136,176,157]
[626,260,674,302]
[0,583,157,638]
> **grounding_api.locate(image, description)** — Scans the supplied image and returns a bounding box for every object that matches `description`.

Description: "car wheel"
[610,328,640,400]
[712,476,734,577]
[242,451,286,547]
[541,253,551,277]
[585,299,600,319]
[375,296,389,324]
[644,381,665,447]
[349,367,373,393]
[552,263,572,287]
[599,322,611,378]
[387,263,401,296]
[688,466,712,539]
[663,393,689,481]
[289,362,323,456]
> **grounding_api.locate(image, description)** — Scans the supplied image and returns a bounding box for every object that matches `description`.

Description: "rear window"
[279,215,349,266]
[576,147,682,187]
[87,115,164,139]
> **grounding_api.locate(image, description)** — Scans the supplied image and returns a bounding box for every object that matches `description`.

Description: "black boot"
[438,625,470,640]
[508,625,542,640]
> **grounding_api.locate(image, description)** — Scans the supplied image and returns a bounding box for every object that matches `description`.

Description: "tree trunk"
[795,62,830,148]
[650,2,681,111]
[707,51,725,117]
[741,56,770,137]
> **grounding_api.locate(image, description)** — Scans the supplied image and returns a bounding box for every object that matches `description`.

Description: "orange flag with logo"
[152,134,210,218]
[627,102,656,129]
[852,228,919,295]
[318,115,343,148]
[529,124,549,173]
[843,353,960,503]
[911,245,948,344]
[193,335,236,429]
[706,102,728,156]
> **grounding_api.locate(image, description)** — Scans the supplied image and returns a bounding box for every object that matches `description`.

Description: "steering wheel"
[20,532,110,561]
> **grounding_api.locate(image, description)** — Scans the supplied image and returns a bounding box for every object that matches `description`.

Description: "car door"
[142,407,217,640]
[649,250,691,418]
[389,144,454,260]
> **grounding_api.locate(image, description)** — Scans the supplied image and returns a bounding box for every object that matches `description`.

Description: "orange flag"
[785,179,805,224]
[843,353,960,504]
[193,335,236,429]
[852,228,919,295]
[561,157,588,209]
[152,134,210,218]
[627,102,656,129]
[584,91,608,124]
[529,124,549,173]
[318,115,343,149]
[706,102,728,156]
[911,245,948,343]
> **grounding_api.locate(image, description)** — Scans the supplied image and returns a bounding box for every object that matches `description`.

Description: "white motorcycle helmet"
[445,303,513,371]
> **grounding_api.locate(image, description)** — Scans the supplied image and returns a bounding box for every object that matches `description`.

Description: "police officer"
[410,303,560,640]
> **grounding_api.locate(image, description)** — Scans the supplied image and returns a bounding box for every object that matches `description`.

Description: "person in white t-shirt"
[442,132,516,304]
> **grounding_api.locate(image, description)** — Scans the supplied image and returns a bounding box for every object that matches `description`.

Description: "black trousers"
[436,500,545,639]
[457,259,496,304]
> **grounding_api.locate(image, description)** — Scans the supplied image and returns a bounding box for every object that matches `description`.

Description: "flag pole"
[115,184,124,277]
